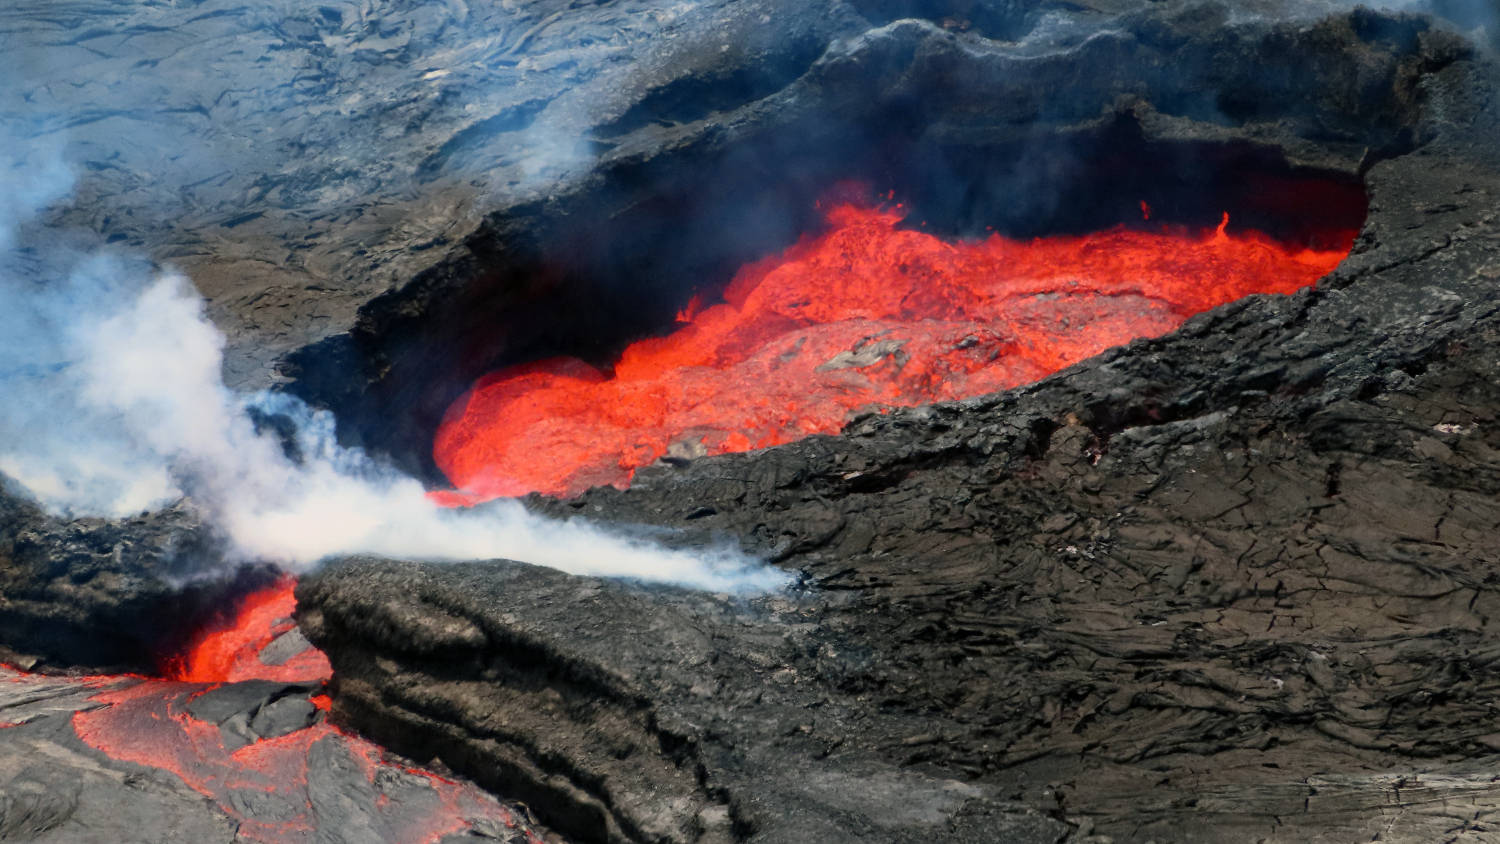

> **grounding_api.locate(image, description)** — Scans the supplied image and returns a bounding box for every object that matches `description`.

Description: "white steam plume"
[0,153,786,594]
[85,273,786,591]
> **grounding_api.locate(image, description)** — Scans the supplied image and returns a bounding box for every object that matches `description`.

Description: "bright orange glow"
[434,200,1353,502]
[168,576,330,684]
[70,681,529,844]
[56,573,540,843]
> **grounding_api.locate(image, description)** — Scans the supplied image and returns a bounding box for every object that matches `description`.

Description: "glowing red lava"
[69,680,532,844]
[168,575,330,684]
[433,199,1355,502]
[48,579,541,843]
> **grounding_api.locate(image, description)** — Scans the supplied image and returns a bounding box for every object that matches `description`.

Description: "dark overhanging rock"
[289,5,1500,844]
[0,488,277,672]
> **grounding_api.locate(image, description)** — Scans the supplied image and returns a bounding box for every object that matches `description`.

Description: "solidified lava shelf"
[434,197,1353,502]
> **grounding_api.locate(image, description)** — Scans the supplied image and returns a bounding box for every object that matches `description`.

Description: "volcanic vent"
[2,1,1491,843]
[293,121,1369,495]
[431,186,1360,503]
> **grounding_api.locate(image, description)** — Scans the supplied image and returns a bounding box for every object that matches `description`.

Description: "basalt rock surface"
[0,488,271,672]
[296,11,1500,844]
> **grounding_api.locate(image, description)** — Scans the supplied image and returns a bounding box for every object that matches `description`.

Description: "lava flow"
[434,198,1356,502]
[167,575,331,684]
[20,578,543,844]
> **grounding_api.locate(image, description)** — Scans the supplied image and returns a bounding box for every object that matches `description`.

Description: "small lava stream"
[3,579,542,843]
[433,198,1355,502]
[167,578,331,685]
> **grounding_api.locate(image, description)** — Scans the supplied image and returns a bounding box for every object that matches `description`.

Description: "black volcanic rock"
[0,487,273,672]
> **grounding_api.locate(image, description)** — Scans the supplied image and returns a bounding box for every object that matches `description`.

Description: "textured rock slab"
[299,559,1070,844]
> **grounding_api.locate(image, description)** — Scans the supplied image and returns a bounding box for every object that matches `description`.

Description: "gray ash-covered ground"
[5,0,1500,842]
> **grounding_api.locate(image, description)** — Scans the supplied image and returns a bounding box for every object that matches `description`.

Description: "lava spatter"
[434,200,1355,502]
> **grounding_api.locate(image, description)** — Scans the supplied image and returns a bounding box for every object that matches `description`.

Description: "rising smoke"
[1380,0,1497,42]
[0,145,786,594]
[1277,0,1497,44]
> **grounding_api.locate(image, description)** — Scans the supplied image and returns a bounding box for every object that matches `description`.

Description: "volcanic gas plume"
[434,197,1355,502]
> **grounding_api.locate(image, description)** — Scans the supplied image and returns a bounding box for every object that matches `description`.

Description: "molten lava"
[434,200,1354,502]
[48,578,542,843]
[169,575,330,684]
[70,680,532,844]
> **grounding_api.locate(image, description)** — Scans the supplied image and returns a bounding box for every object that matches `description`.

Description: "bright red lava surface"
[167,576,330,684]
[433,200,1355,503]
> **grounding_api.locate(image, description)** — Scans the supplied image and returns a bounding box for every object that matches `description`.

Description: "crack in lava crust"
[433,199,1355,503]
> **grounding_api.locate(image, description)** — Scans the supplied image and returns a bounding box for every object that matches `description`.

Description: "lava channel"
[433,197,1355,503]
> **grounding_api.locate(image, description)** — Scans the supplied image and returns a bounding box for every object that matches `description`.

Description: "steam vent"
[5,1,1500,842]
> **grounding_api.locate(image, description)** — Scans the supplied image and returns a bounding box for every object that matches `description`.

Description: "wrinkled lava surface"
[434,201,1351,502]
